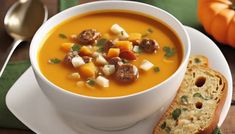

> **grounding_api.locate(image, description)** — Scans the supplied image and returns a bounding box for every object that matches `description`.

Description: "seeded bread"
[188,55,208,68]
[153,66,227,134]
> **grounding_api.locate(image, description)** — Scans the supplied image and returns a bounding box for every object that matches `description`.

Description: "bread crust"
[153,66,228,134]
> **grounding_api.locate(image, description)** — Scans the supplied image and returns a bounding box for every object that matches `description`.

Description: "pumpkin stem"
[231,0,235,9]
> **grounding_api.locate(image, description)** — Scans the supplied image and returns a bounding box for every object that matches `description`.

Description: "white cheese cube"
[111,24,124,34]
[71,56,85,68]
[110,24,129,39]
[139,60,154,71]
[96,76,109,88]
[102,65,115,76]
[133,45,140,53]
[95,55,108,65]
[118,31,129,39]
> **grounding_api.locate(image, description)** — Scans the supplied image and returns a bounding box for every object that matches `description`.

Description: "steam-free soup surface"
[38,11,183,97]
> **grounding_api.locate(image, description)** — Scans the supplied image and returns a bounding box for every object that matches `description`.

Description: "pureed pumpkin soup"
[38,10,183,97]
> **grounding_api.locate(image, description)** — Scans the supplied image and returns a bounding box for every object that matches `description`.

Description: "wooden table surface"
[0,0,234,134]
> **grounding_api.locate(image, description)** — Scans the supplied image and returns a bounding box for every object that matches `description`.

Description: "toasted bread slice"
[188,55,208,68]
[153,66,227,134]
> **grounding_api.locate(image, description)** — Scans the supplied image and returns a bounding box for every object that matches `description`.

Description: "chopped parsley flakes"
[153,66,160,72]
[71,44,81,51]
[163,46,175,58]
[86,79,96,86]
[48,58,61,64]
[58,33,67,39]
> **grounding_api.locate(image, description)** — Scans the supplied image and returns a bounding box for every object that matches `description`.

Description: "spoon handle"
[0,39,22,77]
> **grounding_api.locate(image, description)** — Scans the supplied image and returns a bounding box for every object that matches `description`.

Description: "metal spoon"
[0,0,48,77]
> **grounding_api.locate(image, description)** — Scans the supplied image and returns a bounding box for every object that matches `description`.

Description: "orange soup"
[38,11,183,97]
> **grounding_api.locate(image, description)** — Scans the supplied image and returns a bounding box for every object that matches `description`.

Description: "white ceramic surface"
[6,26,232,134]
[29,1,190,130]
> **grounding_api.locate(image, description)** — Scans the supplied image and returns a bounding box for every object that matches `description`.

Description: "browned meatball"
[115,64,139,83]
[108,57,123,68]
[82,56,92,63]
[104,40,114,52]
[63,51,78,65]
[140,39,159,53]
[78,29,101,45]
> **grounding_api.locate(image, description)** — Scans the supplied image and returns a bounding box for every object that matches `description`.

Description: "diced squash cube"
[78,62,97,78]
[128,33,142,41]
[115,41,133,51]
[139,60,154,71]
[107,48,120,58]
[96,76,109,87]
[102,65,115,76]
[72,56,85,68]
[79,46,92,56]
[95,55,108,65]
[61,43,74,52]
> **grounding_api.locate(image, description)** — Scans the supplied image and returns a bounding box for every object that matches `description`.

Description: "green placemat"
[1,0,199,130]
[0,60,30,129]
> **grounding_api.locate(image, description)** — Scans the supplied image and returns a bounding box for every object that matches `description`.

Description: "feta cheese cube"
[110,24,129,39]
[95,55,108,65]
[96,76,109,88]
[139,60,154,71]
[71,56,85,68]
[102,65,115,76]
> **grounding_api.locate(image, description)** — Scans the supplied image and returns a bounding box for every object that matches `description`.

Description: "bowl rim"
[30,0,191,100]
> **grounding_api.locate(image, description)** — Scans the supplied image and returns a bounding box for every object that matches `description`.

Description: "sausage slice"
[104,40,114,52]
[140,39,159,53]
[115,64,139,83]
[108,57,123,68]
[78,29,101,45]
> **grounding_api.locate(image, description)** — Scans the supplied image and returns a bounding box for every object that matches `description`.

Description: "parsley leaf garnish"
[71,44,81,51]
[86,79,96,86]
[48,58,61,64]
[58,33,67,39]
[163,46,175,58]
[96,38,107,52]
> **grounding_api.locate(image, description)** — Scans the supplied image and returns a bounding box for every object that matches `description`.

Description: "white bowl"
[30,1,190,130]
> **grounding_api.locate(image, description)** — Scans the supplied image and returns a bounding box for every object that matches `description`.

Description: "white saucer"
[6,26,233,134]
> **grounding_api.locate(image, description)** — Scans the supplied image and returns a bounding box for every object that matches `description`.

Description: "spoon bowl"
[0,0,48,77]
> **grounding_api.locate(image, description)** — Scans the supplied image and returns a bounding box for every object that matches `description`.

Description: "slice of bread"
[188,55,208,68]
[153,66,227,134]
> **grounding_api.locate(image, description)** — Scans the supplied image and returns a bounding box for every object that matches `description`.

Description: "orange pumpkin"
[198,0,235,47]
